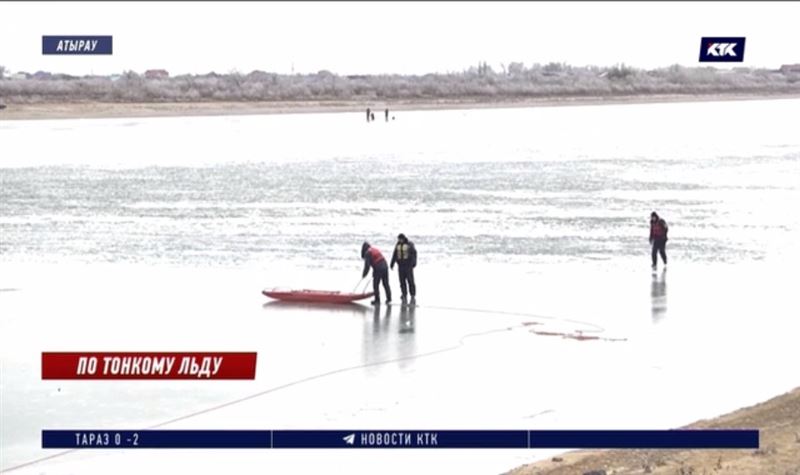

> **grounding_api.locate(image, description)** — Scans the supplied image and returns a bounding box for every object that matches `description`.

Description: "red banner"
[42,352,257,380]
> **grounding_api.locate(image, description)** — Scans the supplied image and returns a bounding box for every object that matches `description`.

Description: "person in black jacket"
[390,233,417,303]
[362,241,391,305]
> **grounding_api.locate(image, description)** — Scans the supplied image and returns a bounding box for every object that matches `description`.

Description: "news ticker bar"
[43,430,759,449]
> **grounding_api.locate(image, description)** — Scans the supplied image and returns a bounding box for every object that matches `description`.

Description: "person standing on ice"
[362,241,391,305]
[649,211,669,270]
[390,233,417,304]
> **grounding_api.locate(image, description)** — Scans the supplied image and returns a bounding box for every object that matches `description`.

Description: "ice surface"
[1,99,799,474]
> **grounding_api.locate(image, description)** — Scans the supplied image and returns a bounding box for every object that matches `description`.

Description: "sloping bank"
[508,386,800,475]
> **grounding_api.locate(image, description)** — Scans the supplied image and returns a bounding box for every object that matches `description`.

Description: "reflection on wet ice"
[363,303,418,370]
[400,304,415,334]
[651,269,667,323]
[261,300,371,316]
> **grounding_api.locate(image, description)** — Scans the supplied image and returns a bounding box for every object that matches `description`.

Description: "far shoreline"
[2,93,799,120]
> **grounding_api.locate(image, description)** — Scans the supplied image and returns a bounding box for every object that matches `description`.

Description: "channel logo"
[42,36,113,55]
[699,37,745,63]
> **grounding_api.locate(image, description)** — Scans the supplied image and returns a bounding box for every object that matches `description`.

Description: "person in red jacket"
[361,241,391,305]
[649,211,669,269]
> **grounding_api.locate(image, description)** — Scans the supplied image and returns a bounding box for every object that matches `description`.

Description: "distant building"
[247,70,278,82]
[10,72,30,80]
[779,64,800,73]
[144,69,169,79]
[33,71,53,80]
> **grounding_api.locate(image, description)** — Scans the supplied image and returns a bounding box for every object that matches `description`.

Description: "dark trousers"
[397,264,416,298]
[652,239,667,267]
[372,261,391,301]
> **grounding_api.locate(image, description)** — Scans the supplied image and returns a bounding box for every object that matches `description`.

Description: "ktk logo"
[706,43,737,57]
[699,37,745,62]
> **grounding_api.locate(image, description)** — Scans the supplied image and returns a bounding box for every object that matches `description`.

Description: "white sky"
[1,1,799,76]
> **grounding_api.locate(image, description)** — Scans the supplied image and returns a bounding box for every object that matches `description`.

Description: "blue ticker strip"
[43,429,758,449]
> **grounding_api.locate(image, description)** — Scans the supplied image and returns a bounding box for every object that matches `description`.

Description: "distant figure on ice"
[649,211,669,270]
[366,107,371,122]
[362,241,391,305]
[370,112,375,121]
[390,233,417,304]
[385,108,389,122]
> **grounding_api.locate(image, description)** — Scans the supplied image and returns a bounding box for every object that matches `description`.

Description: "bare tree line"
[1,63,799,104]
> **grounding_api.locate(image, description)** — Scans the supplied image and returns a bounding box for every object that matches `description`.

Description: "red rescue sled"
[262,288,374,304]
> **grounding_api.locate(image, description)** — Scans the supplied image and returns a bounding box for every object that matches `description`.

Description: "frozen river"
[2,99,799,474]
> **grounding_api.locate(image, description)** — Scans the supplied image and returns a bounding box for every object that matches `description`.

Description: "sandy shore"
[509,386,800,475]
[2,93,800,120]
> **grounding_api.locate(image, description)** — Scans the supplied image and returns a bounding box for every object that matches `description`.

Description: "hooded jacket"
[361,242,386,277]
[650,216,669,241]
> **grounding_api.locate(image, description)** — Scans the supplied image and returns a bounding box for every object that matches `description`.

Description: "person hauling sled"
[649,211,669,270]
[361,241,391,305]
[390,233,417,304]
